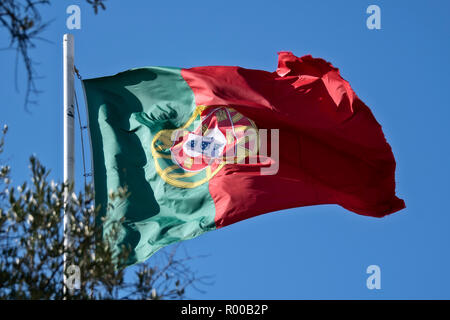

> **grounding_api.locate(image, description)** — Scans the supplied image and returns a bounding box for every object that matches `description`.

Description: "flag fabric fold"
[83,52,405,265]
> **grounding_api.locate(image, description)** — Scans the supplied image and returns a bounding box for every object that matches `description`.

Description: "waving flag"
[83,52,405,265]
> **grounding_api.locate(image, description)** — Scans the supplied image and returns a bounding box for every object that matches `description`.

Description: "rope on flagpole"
[73,66,95,299]
[73,65,90,190]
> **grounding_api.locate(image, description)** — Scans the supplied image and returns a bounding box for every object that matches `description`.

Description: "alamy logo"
[66,5,81,30]
[66,264,81,291]
[366,5,381,30]
[366,265,381,290]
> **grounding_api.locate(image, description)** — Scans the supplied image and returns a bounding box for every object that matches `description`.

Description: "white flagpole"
[63,33,75,297]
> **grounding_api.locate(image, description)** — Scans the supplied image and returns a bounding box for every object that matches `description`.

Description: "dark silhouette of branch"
[0,0,107,110]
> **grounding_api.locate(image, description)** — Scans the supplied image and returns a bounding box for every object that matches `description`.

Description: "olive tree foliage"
[0,0,107,108]
[0,127,209,299]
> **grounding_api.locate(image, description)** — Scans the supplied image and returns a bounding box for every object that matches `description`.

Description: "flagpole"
[63,33,75,297]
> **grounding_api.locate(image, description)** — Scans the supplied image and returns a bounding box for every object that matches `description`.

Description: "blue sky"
[1,0,449,299]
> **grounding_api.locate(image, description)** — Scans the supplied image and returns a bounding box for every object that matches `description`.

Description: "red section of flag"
[181,52,405,228]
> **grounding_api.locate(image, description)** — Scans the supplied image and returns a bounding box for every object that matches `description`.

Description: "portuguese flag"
[83,52,405,265]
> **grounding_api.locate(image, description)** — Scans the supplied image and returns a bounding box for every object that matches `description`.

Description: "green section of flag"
[83,67,216,265]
